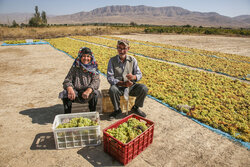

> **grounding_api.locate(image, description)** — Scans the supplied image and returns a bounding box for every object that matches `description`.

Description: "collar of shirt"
[117,55,132,64]
[117,55,126,64]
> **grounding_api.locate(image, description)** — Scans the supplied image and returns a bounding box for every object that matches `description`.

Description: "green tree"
[41,11,47,24]
[12,20,19,27]
[29,17,39,27]
[130,21,137,26]
[34,6,40,18]
[20,23,26,27]
[29,6,46,27]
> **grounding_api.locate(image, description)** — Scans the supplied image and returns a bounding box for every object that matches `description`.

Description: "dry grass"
[0,26,144,40]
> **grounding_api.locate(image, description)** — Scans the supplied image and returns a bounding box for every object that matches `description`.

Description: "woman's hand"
[67,87,76,100]
[82,88,92,99]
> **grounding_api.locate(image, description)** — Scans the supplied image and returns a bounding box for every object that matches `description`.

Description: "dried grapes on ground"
[101,35,250,63]
[4,39,40,44]
[71,35,250,80]
[45,37,250,142]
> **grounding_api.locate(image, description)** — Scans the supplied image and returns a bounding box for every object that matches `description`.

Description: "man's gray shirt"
[107,55,142,85]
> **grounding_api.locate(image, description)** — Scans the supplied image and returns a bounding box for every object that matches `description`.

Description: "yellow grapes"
[45,37,250,142]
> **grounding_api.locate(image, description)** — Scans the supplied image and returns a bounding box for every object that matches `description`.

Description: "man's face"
[117,44,129,56]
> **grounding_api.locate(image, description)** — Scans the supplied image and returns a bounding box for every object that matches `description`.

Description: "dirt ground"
[0,35,249,167]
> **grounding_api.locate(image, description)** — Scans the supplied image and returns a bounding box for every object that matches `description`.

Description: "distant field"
[0,26,144,40]
[1,25,250,41]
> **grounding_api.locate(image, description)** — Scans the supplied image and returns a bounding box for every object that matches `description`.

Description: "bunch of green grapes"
[57,117,98,129]
[106,118,148,143]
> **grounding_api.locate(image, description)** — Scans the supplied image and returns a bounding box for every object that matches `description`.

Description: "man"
[107,39,148,119]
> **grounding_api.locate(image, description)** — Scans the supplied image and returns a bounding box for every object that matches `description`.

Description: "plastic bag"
[124,88,129,101]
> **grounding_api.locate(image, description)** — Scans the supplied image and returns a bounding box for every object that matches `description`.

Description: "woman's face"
[80,54,91,64]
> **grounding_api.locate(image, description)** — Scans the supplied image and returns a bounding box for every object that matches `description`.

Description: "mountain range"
[1,5,250,28]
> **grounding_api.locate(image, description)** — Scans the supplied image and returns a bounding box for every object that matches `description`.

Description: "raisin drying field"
[0,34,249,167]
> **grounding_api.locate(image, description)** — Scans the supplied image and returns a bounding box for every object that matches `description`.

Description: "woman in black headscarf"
[59,47,100,113]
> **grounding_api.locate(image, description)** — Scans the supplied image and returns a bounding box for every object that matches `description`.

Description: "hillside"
[0,13,32,24]
[47,5,250,27]
[1,5,250,27]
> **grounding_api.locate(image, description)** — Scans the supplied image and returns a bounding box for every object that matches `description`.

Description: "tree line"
[10,6,47,27]
[144,25,250,36]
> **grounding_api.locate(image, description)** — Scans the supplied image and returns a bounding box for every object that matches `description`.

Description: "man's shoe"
[109,109,122,119]
[131,106,146,117]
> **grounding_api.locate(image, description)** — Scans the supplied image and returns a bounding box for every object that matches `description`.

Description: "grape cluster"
[57,117,98,129]
[106,118,148,143]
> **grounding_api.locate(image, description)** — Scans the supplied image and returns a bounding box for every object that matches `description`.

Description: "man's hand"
[124,80,133,87]
[126,73,136,81]
[67,87,76,100]
[82,88,92,99]
[117,80,133,87]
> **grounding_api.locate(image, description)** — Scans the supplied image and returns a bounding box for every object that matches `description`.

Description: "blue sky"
[0,0,250,17]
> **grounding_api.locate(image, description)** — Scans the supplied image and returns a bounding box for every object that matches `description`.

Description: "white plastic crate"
[52,112,101,149]
[25,39,33,43]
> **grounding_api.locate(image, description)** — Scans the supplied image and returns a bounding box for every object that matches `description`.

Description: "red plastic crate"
[103,114,154,165]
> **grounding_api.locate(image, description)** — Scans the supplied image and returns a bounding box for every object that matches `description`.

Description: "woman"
[59,47,100,113]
